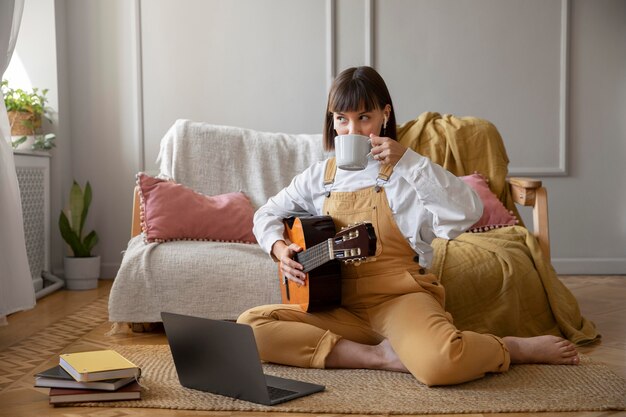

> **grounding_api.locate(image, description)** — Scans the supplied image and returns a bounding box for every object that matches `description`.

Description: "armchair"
[397,112,550,260]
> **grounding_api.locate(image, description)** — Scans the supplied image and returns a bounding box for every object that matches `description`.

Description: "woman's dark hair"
[323,66,397,151]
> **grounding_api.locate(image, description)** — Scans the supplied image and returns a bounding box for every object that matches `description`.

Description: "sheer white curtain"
[0,0,35,323]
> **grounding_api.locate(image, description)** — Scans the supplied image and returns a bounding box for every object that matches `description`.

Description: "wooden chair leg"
[533,186,550,261]
[131,322,163,333]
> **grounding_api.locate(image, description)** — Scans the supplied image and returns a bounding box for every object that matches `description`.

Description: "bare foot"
[503,335,580,365]
[376,339,410,373]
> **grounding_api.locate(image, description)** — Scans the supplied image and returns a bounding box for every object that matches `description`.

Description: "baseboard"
[552,258,626,275]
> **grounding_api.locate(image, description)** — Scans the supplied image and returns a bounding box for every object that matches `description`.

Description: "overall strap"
[375,164,394,192]
[323,158,337,197]
[323,157,396,195]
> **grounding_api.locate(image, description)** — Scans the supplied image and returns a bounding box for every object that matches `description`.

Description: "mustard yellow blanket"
[399,112,599,345]
[398,112,522,221]
[431,227,598,345]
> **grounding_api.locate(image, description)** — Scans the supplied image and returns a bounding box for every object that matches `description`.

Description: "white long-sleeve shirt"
[253,148,483,268]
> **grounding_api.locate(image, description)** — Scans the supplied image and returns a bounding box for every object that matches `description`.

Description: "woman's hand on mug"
[272,240,306,285]
[369,134,407,166]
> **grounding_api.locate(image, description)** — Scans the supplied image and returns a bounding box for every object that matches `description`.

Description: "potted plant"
[59,180,100,290]
[1,79,56,151]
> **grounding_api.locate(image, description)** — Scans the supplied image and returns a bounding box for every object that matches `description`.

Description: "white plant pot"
[12,135,35,150]
[63,256,101,290]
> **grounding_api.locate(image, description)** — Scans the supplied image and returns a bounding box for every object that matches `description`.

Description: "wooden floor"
[0,275,624,417]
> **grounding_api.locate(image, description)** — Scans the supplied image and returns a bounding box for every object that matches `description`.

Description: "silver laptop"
[161,312,325,405]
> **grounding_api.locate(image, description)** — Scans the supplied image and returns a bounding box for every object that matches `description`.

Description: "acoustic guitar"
[278,216,376,312]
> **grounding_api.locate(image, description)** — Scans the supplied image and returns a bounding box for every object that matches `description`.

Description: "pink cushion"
[137,173,257,244]
[460,173,518,232]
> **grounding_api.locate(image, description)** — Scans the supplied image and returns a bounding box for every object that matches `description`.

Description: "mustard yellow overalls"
[238,158,510,386]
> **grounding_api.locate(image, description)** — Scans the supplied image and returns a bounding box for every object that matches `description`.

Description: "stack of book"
[35,349,142,405]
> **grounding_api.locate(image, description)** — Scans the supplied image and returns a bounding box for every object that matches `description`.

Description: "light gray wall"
[58,0,142,278]
[542,0,626,273]
[141,0,328,167]
[31,0,626,276]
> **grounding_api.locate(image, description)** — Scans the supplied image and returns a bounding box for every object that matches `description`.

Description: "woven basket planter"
[8,110,41,136]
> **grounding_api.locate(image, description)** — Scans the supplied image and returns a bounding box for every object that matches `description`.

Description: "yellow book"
[59,350,141,382]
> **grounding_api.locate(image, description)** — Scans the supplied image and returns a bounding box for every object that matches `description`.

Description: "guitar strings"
[298,241,329,273]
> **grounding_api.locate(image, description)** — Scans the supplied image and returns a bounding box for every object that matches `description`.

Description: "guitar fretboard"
[294,240,331,272]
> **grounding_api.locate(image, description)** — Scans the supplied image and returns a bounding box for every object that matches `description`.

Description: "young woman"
[238,66,579,386]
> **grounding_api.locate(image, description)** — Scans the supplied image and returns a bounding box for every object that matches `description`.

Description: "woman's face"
[332,105,390,137]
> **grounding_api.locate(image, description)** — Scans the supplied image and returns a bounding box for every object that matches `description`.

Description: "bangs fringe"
[329,79,380,113]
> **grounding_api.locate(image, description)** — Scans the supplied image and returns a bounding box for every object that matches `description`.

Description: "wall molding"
[365,0,374,67]
[326,0,336,92]
[363,0,570,177]
[327,0,375,79]
[503,0,570,177]
[132,0,145,173]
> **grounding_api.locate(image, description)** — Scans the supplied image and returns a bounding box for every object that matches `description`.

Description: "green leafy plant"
[2,79,56,150]
[1,79,50,114]
[32,133,57,150]
[59,181,99,257]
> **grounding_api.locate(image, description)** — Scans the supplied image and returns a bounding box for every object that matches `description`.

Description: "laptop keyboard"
[267,385,298,400]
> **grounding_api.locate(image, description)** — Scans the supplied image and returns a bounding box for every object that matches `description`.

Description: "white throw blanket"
[157,119,329,208]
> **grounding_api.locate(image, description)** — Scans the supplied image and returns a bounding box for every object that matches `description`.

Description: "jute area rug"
[73,344,625,414]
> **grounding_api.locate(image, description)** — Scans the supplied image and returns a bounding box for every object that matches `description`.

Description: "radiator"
[13,152,51,293]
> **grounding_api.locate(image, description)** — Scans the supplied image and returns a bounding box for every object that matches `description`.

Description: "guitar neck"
[294,240,332,273]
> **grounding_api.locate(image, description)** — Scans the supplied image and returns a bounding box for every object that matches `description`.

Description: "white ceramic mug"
[334,134,372,171]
